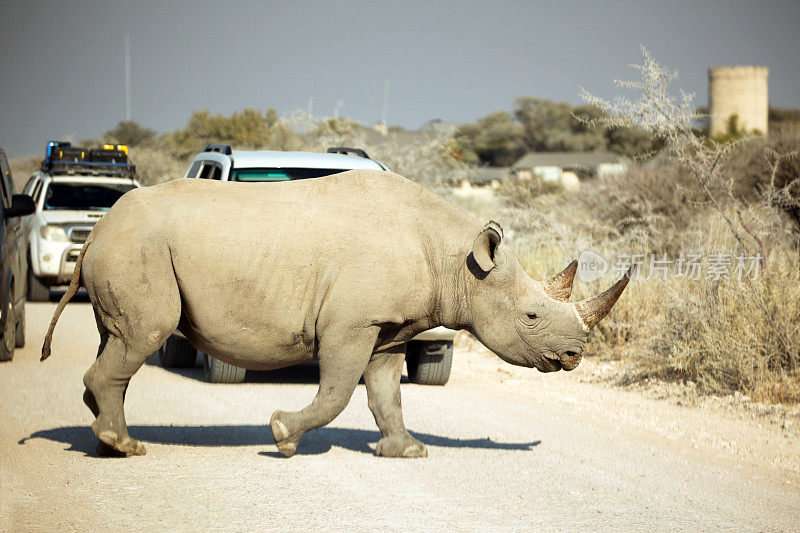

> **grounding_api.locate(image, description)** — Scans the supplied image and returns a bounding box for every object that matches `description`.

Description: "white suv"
[158,144,457,385]
[23,142,140,300]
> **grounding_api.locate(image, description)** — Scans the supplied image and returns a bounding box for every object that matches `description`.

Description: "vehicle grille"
[68,227,92,243]
[66,249,81,263]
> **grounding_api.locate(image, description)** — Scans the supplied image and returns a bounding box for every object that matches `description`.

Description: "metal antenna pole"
[381,80,389,125]
[125,33,132,121]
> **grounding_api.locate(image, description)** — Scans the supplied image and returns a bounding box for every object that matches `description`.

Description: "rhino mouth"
[537,356,563,373]
[538,351,582,372]
[559,351,582,371]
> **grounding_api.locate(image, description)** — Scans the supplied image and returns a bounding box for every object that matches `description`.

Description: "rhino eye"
[526,313,538,321]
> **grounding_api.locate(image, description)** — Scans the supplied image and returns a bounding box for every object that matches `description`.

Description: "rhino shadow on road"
[19,425,541,457]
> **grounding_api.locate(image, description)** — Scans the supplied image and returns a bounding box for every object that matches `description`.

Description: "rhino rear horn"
[542,260,578,301]
[574,265,635,329]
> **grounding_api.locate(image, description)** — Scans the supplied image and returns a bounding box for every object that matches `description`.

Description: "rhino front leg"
[364,345,427,458]
[270,326,379,458]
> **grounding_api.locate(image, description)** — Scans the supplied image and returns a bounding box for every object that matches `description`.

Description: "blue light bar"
[45,140,71,161]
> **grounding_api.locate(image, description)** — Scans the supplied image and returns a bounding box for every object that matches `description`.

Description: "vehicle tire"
[15,304,25,348]
[0,299,16,362]
[406,340,453,386]
[203,352,246,384]
[27,267,50,302]
[158,335,197,368]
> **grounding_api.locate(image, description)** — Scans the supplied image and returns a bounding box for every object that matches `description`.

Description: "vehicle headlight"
[41,225,68,241]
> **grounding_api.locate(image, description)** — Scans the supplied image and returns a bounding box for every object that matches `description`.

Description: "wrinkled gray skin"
[42,171,628,458]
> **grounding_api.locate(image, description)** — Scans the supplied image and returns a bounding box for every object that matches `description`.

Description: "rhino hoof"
[93,425,146,457]
[96,441,126,457]
[375,434,428,458]
[276,440,297,458]
[118,437,147,456]
[270,411,298,458]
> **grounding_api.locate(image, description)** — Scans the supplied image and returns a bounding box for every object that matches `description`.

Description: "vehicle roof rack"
[203,144,232,155]
[326,146,371,160]
[41,140,136,178]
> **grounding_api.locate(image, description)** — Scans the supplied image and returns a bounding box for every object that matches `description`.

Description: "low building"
[512,151,627,190]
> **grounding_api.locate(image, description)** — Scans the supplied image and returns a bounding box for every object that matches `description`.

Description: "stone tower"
[708,66,768,137]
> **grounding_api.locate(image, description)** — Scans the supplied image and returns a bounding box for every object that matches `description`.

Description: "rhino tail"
[41,233,94,361]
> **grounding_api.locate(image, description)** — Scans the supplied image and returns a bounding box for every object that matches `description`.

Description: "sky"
[1,0,798,156]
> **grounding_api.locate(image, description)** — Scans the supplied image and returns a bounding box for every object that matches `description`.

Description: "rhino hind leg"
[82,330,109,418]
[270,326,379,457]
[79,240,181,457]
[364,346,427,458]
[83,335,155,457]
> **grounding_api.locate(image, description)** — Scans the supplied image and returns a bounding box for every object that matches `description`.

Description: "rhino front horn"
[574,265,635,330]
[542,260,578,301]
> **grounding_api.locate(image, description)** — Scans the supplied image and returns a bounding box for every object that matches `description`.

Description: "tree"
[103,121,156,146]
[769,107,800,128]
[163,108,288,157]
[513,97,572,151]
[455,111,526,166]
[457,97,659,166]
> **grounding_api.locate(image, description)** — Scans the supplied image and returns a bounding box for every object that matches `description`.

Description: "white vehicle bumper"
[32,239,83,282]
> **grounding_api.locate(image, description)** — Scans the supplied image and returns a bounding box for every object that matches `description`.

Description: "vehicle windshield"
[232,168,346,182]
[43,182,136,211]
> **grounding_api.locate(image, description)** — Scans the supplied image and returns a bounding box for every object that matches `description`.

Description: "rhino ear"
[472,221,503,273]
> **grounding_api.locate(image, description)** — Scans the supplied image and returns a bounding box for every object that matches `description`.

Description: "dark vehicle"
[0,146,36,361]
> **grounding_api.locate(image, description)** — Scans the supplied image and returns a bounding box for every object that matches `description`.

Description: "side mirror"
[5,194,36,218]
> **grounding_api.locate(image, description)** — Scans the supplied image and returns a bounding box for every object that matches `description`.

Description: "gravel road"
[2,300,799,531]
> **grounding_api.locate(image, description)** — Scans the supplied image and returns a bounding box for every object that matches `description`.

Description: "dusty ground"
[2,300,799,532]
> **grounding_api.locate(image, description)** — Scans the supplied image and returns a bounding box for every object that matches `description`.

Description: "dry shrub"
[585,260,800,404]
[579,163,702,254]
[726,124,800,228]
[496,177,564,209]
[584,277,670,359]
[583,206,800,403]
[8,156,41,190]
[727,125,800,195]
[646,259,798,402]
[127,146,189,186]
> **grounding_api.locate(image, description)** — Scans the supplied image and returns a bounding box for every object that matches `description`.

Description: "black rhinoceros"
[42,171,631,458]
